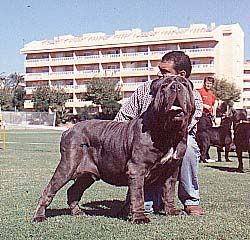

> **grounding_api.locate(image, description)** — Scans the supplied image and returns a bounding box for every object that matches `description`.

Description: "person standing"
[198,77,216,162]
[114,51,205,216]
[198,77,216,124]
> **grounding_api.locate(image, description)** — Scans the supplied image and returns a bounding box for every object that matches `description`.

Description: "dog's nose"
[170,82,182,91]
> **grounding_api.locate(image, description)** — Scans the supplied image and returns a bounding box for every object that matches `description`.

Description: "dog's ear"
[150,78,164,97]
[189,80,194,90]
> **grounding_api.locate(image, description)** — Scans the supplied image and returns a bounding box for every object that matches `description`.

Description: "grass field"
[0,129,249,240]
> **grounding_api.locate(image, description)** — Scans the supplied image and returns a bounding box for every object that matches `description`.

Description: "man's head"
[158,51,192,78]
[203,77,214,90]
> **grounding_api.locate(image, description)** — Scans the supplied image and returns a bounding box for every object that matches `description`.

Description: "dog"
[197,116,233,163]
[232,109,248,132]
[232,109,250,172]
[32,76,195,224]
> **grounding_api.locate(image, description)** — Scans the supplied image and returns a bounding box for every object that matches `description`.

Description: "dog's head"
[149,76,195,126]
[232,109,248,124]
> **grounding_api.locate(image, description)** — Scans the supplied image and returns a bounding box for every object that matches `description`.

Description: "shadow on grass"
[205,165,245,173]
[45,199,128,220]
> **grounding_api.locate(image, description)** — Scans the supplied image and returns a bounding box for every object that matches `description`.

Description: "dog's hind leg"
[224,145,232,162]
[248,151,250,169]
[33,145,84,222]
[217,147,222,162]
[236,149,243,172]
[67,173,95,216]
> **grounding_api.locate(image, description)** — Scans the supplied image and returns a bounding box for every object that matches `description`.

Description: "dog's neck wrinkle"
[141,110,184,151]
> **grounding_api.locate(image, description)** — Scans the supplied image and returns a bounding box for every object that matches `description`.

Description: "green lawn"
[0,129,249,240]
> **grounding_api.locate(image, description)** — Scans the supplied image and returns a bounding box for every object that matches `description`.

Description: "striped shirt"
[114,79,203,132]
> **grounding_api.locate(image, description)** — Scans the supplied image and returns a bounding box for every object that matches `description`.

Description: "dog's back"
[196,116,233,162]
[234,122,250,152]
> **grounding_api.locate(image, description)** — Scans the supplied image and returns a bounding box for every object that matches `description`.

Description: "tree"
[0,88,13,110]
[32,86,68,113]
[6,73,24,89]
[0,73,25,111]
[213,78,241,107]
[12,87,26,111]
[83,78,122,119]
[32,86,51,112]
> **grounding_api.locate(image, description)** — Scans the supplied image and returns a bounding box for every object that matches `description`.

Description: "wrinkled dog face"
[150,76,195,124]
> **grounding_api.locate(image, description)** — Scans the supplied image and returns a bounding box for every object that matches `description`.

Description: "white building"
[20,23,244,114]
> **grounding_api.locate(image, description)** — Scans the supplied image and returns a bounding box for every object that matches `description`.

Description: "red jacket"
[198,87,216,114]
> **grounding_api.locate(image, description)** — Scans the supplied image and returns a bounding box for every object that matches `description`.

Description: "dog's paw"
[33,215,47,222]
[164,208,186,216]
[71,209,86,216]
[131,214,151,224]
[236,168,244,173]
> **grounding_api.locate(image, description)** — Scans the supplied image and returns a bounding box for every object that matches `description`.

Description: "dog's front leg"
[161,167,184,215]
[127,163,150,224]
[161,139,187,216]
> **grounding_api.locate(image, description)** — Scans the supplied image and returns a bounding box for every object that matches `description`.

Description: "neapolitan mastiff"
[197,116,233,162]
[232,109,250,172]
[33,76,195,224]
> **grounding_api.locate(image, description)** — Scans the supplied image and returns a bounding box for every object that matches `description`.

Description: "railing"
[50,71,74,76]
[51,56,74,61]
[25,58,49,63]
[182,48,215,54]
[243,82,250,88]
[24,64,213,79]
[24,48,215,64]
[192,64,215,69]
[102,53,121,58]
[122,67,148,72]
[25,85,87,93]
[76,55,99,60]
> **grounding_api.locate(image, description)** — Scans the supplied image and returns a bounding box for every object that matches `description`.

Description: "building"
[20,23,244,114]
[243,61,250,113]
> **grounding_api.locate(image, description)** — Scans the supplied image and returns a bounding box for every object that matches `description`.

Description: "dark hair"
[204,76,214,84]
[161,51,192,78]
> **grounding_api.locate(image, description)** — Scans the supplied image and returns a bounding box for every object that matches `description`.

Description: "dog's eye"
[180,80,187,87]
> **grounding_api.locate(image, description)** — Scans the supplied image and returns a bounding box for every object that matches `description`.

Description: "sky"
[1,0,250,74]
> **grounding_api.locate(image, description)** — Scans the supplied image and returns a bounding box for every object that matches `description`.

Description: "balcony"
[242,91,250,98]
[65,99,93,108]
[243,81,250,88]
[181,48,215,58]
[24,47,215,68]
[64,85,87,93]
[244,74,250,80]
[243,99,250,107]
[75,70,101,78]
[121,52,149,61]
[24,100,34,109]
[191,64,215,73]
[25,72,49,81]
[49,71,75,80]
[149,50,169,60]
[75,54,100,64]
[24,64,213,81]
[25,58,50,67]
[120,67,150,77]
[190,79,203,89]
[50,56,75,65]
[121,82,145,92]
[25,85,87,94]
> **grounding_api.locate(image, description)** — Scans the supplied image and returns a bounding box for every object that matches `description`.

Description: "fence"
[0,111,55,126]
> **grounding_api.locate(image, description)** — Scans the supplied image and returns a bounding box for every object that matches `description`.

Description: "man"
[198,77,216,162]
[198,77,216,124]
[114,51,204,216]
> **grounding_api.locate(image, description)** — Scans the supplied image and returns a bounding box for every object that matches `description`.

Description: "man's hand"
[203,103,211,110]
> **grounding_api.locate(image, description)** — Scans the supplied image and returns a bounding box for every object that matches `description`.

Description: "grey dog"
[33,76,195,224]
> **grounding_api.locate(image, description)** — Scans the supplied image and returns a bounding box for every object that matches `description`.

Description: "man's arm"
[188,89,203,132]
[114,81,152,122]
